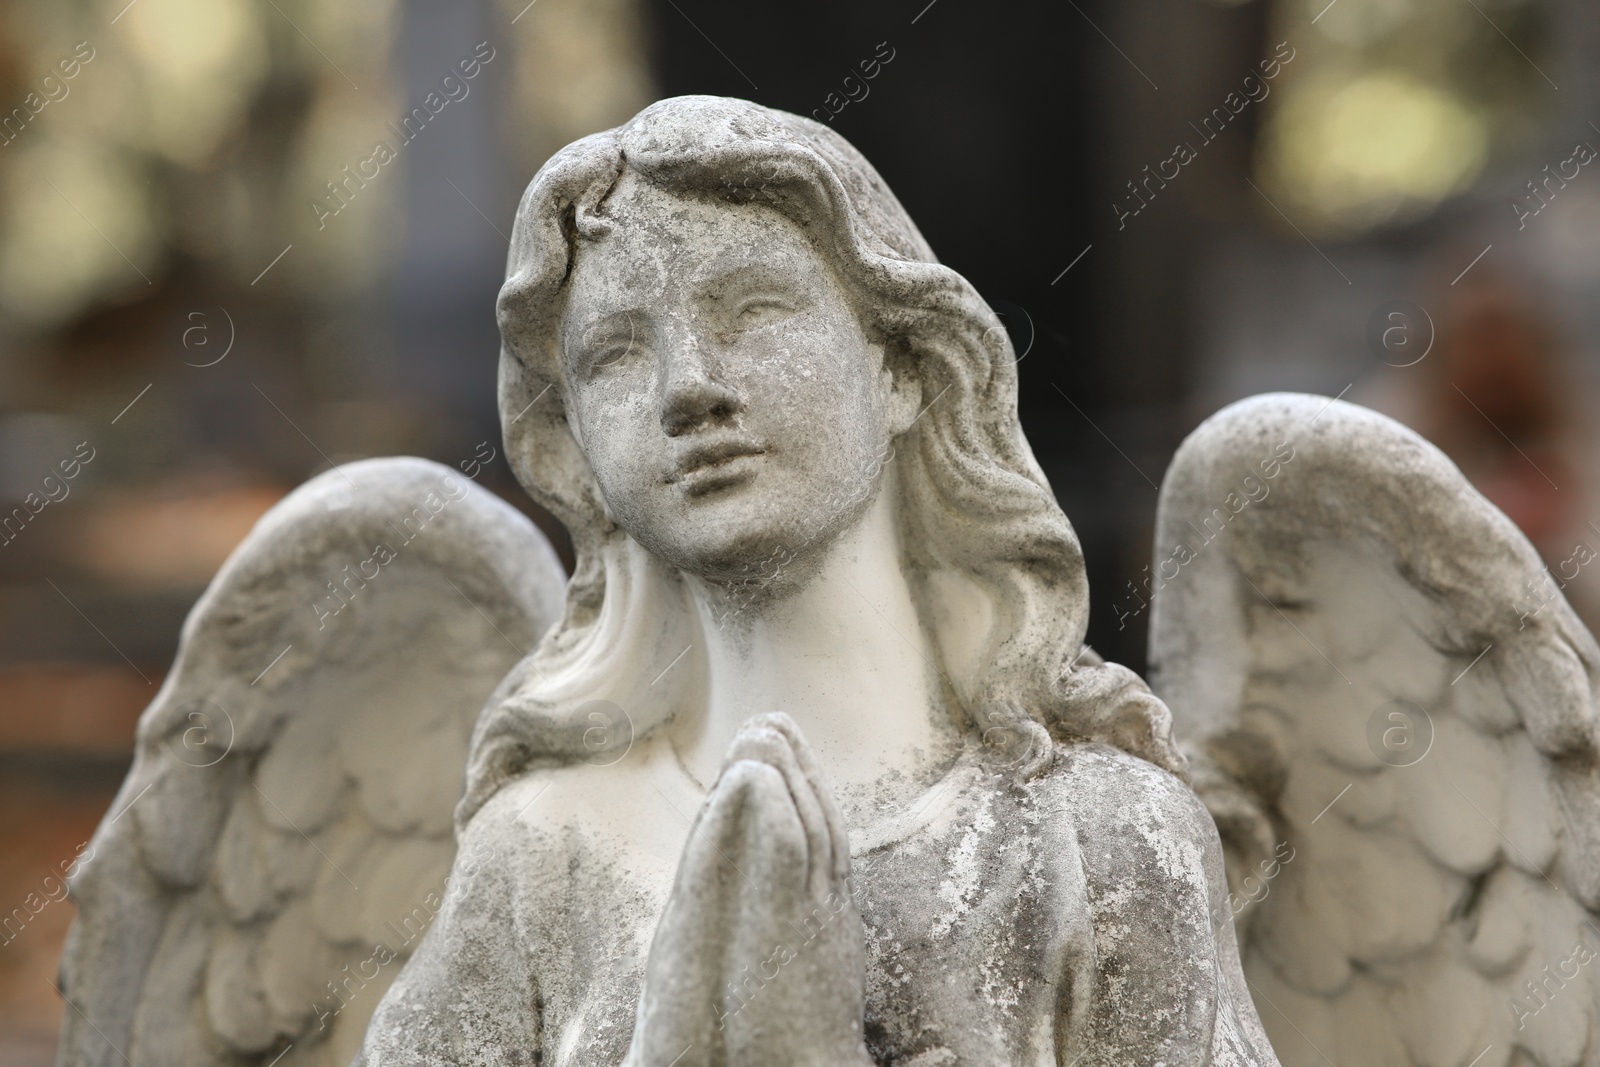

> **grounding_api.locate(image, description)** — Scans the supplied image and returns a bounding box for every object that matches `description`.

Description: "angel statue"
[53,94,1600,1067]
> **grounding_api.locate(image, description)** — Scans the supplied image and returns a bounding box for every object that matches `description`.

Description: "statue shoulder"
[1037,743,1274,1064]
[1042,742,1220,895]
[465,733,701,881]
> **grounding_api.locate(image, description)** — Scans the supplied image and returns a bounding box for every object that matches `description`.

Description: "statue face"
[559,175,902,583]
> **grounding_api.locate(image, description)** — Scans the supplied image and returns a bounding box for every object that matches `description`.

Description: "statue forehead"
[564,175,823,311]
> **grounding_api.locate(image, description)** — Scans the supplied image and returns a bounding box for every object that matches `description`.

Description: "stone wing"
[1149,393,1600,1067]
[55,457,566,1067]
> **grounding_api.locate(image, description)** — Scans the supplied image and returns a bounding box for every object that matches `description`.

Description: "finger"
[682,760,768,900]
[716,760,817,968]
[747,712,852,885]
[723,725,831,898]
[714,759,809,887]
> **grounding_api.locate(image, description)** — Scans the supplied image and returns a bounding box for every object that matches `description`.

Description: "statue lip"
[670,436,767,492]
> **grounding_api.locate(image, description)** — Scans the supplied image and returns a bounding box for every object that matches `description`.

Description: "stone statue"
[54,96,1600,1067]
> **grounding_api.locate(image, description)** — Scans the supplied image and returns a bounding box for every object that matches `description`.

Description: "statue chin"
[609,467,885,600]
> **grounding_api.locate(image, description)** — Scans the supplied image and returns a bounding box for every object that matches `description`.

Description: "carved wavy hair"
[458,95,1184,824]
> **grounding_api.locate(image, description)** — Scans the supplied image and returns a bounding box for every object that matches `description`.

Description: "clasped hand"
[627,713,874,1067]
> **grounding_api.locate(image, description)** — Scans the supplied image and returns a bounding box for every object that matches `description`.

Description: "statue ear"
[880,343,923,437]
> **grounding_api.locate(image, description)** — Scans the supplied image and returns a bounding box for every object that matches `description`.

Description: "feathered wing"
[1148,393,1600,1067]
[55,457,566,1067]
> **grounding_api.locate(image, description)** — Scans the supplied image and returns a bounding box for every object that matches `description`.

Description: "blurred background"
[1,0,1597,1059]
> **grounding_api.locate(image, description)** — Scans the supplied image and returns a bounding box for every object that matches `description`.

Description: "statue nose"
[659,332,742,436]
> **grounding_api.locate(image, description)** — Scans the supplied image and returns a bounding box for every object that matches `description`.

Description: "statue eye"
[571,338,637,379]
[732,295,796,328]
[589,342,635,372]
[574,314,645,377]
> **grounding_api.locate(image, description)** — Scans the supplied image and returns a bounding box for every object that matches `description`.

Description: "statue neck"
[670,474,959,808]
